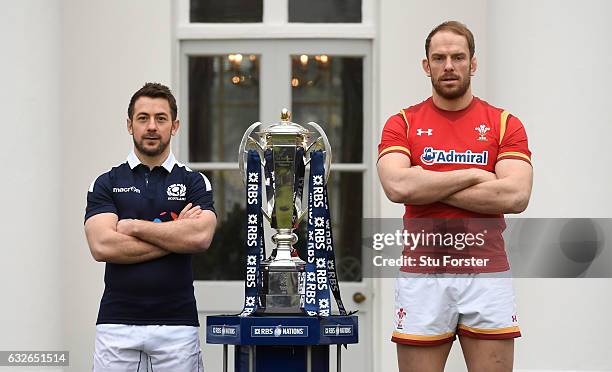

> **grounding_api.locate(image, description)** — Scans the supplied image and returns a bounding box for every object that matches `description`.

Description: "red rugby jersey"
[378,97,532,273]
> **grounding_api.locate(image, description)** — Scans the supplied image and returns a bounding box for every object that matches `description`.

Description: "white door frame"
[172,2,380,370]
[176,39,375,371]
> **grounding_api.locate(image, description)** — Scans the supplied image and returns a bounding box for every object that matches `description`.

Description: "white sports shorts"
[93,324,204,372]
[392,271,520,346]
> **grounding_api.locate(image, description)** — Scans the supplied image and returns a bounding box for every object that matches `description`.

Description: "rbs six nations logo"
[420,147,488,166]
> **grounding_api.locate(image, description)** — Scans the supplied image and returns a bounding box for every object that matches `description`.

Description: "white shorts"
[93,324,204,372]
[392,271,520,346]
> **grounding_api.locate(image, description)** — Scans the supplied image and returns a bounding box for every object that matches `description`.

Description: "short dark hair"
[425,21,475,59]
[127,82,178,121]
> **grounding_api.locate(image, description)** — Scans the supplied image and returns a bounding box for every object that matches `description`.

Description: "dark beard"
[133,137,168,157]
[431,75,471,100]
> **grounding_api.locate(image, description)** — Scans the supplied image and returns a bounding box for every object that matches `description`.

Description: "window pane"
[328,171,363,281]
[288,0,361,23]
[193,170,246,281]
[291,55,363,163]
[190,0,262,23]
[193,171,363,282]
[189,55,260,162]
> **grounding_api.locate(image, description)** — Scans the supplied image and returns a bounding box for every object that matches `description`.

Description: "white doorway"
[177,38,374,371]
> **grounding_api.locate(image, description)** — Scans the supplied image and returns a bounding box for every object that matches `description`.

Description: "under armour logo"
[416,128,433,136]
[512,315,518,322]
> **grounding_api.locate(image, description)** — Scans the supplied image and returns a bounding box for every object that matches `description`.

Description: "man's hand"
[116,218,136,236]
[441,159,533,214]
[178,202,203,220]
[468,167,497,183]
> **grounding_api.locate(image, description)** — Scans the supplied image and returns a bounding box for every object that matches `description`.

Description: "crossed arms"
[84,203,217,264]
[377,153,533,214]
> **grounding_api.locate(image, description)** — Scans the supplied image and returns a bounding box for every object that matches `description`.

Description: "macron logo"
[113,186,141,194]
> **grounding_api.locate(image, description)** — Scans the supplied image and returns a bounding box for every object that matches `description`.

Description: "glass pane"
[193,171,363,282]
[291,55,363,163]
[190,0,262,23]
[193,170,246,281]
[328,171,363,281]
[288,0,361,23]
[189,55,260,162]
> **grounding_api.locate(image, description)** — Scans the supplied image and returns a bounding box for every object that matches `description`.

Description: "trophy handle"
[238,121,264,184]
[306,121,332,185]
[238,122,272,222]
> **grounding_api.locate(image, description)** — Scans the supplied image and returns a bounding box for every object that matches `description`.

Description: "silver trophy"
[239,109,332,314]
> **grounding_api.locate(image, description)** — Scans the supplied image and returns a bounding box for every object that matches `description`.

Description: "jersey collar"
[127,150,177,173]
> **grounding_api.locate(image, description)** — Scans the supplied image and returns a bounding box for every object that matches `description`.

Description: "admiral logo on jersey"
[420,147,489,166]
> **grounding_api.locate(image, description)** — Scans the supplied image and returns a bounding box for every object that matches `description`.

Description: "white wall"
[0,1,63,370]
[377,0,612,371]
[487,0,612,370]
[61,1,172,371]
[487,0,612,218]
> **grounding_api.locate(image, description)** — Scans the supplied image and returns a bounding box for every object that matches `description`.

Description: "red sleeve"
[378,112,412,161]
[497,114,532,165]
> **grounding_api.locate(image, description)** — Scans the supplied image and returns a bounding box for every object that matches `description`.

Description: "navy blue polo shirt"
[85,151,215,326]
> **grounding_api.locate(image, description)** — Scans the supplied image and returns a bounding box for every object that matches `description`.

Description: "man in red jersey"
[377,21,533,372]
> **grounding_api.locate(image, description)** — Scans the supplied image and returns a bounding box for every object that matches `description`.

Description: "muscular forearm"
[126,218,213,254]
[90,231,169,264]
[381,167,490,205]
[441,178,530,214]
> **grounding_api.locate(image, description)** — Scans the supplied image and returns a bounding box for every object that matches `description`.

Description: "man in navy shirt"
[84,83,216,371]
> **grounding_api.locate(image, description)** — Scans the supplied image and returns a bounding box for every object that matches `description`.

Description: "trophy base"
[257,260,305,315]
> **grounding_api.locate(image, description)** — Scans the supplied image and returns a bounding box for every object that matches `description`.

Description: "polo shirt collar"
[127,150,177,173]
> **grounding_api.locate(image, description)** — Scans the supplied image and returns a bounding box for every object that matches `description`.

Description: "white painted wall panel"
[0,0,63,360]
[61,1,172,370]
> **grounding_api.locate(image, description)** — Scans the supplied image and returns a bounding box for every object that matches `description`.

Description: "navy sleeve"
[85,172,117,222]
[188,171,215,215]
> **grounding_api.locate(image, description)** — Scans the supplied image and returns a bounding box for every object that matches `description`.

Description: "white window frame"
[174,0,376,39]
